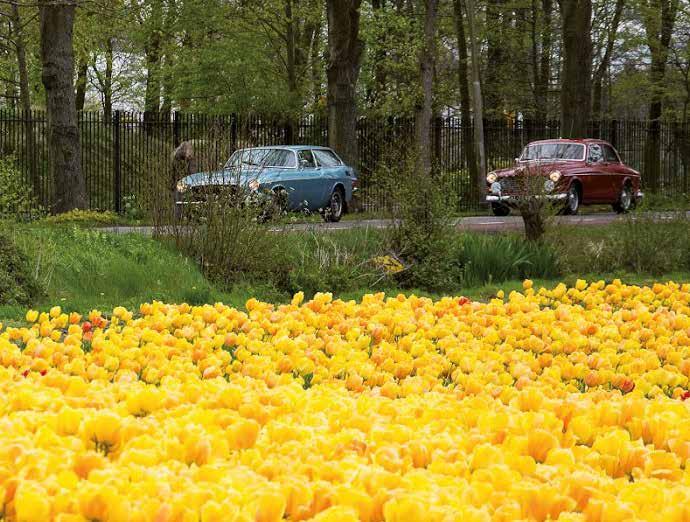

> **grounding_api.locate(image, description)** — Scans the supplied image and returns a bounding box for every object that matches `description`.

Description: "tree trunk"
[11,2,40,198]
[484,0,505,116]
[39,0,86,213]
[414,0,438,178]
[326,0,364,167]
[285,0,298,97]
[12,3,31,114]
[642,0,678,193]
[310,20,322,110]
[520,207,545,241]
[559,0,592,138]
[466,0,487,191]
[75,58,88,112]
[453,0,478,198]
[592,0,624,120]
[144,0,163,128]
[161,52,174,118]
[532,0,552,124]
[369,0,388,108]
[103,38,113,121]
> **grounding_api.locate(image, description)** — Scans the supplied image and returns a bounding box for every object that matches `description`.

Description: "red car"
[486,139,643,216]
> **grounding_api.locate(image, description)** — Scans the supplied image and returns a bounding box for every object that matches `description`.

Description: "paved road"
[99,211,689,236]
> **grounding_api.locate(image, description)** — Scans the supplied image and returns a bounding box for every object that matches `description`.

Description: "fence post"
[433,116,442,174]
[230,113,238,152]
[610,119,618,148]
[173,111,181,148]
[113,110,122,213]
[284,118,294,144]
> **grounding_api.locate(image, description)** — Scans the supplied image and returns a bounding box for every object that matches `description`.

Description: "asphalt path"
[99,211,689,236]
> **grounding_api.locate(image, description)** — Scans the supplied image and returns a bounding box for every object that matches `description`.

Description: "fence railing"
[1,110,688,213]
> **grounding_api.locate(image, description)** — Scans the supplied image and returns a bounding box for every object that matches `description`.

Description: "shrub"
[122,194,147,222]
[370,149,458,290]
[0,229,43,306]
[0,158,43,221]
[42,210,122,226]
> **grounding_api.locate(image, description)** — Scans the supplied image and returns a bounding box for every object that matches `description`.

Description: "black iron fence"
[1,110,688,213]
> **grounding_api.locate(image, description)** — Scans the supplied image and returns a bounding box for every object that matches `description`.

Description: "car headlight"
[486,172,497,183]
[544,179,555,193]
[549,170,562,182]
[176,180,187,193]
[248,179,260,191]
[490,181,502,194]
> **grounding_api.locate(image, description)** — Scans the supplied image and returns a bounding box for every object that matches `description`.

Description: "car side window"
[298,150,316,168]
[588,144,603,164]
[313,149,342,167]
[603,145,620,163]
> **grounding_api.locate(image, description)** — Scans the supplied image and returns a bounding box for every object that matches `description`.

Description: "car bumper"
[486,193,568,203]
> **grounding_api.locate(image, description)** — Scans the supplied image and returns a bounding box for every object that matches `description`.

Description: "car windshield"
[225,148,296,169]
[521,143,585,161]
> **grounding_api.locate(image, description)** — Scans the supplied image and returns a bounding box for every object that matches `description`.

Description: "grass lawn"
[1,222,689,326]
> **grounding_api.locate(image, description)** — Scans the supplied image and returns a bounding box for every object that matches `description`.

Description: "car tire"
[612,183,634,214]
[491,203,510,217]
[563,184,580,215]
[323,188,344,223]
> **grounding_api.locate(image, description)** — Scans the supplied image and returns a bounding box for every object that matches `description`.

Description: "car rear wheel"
[323,188,344,223]
[491,203,510,216]
[563,184,580,215]
[612,183,634,214]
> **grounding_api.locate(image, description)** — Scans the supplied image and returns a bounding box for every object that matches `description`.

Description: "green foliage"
[0,229,43,306]
[8,225,219,312]
[369,148,463,290]
[283,230,382,296]
[41,210,122,226]
[458,234,560,287]
[122,194,147,222]
[549,213,690,275]
[636,192,690,211]
[0,158,43,222]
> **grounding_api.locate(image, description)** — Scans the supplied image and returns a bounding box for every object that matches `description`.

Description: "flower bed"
[1,280,690,521]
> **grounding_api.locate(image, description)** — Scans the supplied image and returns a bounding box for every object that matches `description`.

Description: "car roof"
[526,138,610,145]
[235,145,333,152]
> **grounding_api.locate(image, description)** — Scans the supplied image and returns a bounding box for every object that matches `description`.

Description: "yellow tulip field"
[3,280,690,521]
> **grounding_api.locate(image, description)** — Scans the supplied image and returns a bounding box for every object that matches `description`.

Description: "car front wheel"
[563,184,580,215]
[612,183,634,214]
[323,189,344,223]
[491,203,510,216]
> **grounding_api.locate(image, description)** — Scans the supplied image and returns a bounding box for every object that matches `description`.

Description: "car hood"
[179,168,265,188]
[493,160,577,178]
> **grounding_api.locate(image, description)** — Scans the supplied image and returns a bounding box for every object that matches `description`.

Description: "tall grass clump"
[283,229,382,296]
[457,234,560,287]
[8,226,217,310]
[550,212,690,276]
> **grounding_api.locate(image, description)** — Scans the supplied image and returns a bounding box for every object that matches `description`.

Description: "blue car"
[175,146,358,222]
